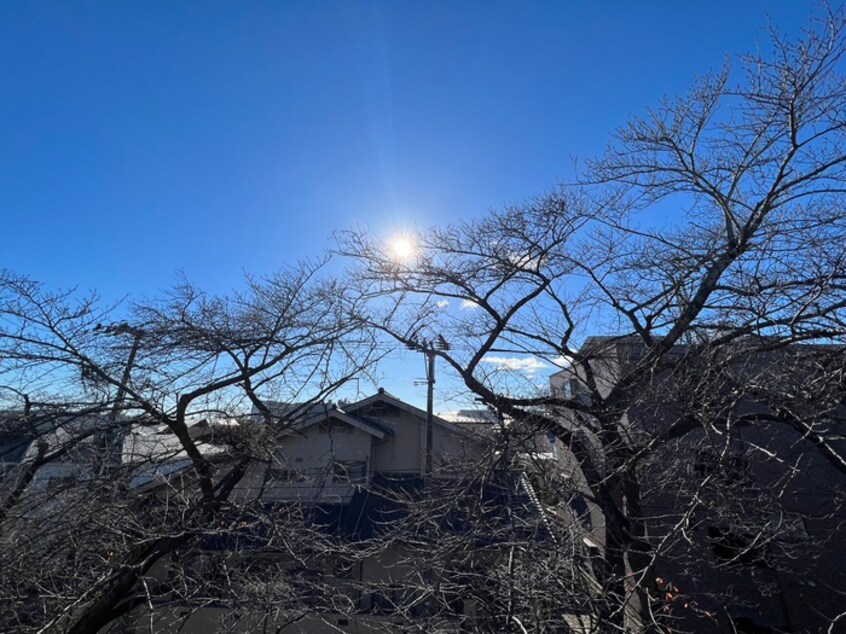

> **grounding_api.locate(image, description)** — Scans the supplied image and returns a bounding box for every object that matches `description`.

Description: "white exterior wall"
[368,410,423,475]
[243,424,373,503]
[432,426,487,478]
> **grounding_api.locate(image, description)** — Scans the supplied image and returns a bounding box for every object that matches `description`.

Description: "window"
[558,378,580,398]
[266,467,308,484]
[707,526,770,567]
[48,475,76,491]
[333,461,367,484]
[369,592,392,614]
[692,449,749,481]
[569,495,593,531]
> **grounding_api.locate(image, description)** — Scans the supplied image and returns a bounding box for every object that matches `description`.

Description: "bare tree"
[340,8,846,631]
[0,262,378,633]
[277,447,595,634]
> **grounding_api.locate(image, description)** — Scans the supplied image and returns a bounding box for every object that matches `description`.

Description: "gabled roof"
[257,401,336,424]
[256,401,390,439]
[344,389,489,442]
[296,408,389,440]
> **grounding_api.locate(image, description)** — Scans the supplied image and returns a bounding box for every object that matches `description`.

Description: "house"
[549,336,846,632]
[117,388,563,634]
[244,388,494,502]
[1,410,116,509]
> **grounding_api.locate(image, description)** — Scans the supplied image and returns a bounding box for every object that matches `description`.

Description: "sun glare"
[389,235,416,262]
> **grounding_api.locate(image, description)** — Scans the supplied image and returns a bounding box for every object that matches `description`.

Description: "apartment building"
[549,336,846,633]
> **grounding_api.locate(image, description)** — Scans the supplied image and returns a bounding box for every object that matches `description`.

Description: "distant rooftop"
[438,409,500,425]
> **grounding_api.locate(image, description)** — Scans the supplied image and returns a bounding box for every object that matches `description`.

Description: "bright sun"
[389,235,416,261]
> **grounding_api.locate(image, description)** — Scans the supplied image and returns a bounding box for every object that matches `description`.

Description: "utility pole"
[413,335,449,478]
[425,346,435,476]
[97,322,144,470]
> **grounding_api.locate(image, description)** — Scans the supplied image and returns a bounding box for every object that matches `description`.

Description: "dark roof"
[345,389,490,442]
[1,411,108,468]
[257,401,391,439]
[200,470,550,551]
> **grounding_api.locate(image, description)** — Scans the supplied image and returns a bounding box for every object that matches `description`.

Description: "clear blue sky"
[0,1,814,407]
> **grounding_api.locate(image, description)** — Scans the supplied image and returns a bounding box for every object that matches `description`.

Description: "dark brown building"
[550,336,846,633]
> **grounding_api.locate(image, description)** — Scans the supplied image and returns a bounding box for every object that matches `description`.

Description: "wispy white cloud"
[550,355,572,368]
[435,300,450,309]
[482,355,548,377]
[460,299,479,310]
[505,250,540,269]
